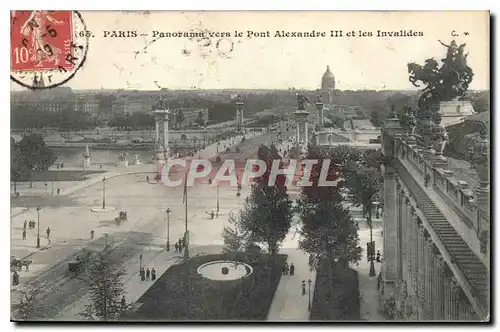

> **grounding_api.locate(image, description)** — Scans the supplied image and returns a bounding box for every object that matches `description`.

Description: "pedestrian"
[146,175,149,182]
[24,220,27,229]
[12,271,19,286]
[211,211,215,220]
[151,268,156,281]
[121,295,126,309]
[284,262,289,275]
[289,263,295,276]
[146,268,150,281]
[301,280,306,296]
[22,229,26,240]
[376,250,381,263]
[46,227,51,239]
[140,268,145,281]
[174,242,179,253]
[57,188,60,195]
[90,230,95,240]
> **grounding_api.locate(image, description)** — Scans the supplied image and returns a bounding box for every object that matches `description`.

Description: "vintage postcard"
[10,11,490,322]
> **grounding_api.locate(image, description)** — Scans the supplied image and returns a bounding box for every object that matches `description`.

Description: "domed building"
[321,65,335,104]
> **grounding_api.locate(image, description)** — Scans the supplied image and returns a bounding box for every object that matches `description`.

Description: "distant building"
[321,65,336,104]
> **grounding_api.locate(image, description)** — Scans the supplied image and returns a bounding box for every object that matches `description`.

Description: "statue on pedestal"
[419,109,435,154]
[408,40,473,115]
[296,93,309,110]
[432,113,448,158]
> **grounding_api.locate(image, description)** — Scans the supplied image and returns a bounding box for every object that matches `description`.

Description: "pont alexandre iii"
[378,109,490,321]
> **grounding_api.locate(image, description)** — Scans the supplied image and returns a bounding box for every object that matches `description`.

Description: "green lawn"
[310,261,361,321]
[129,253,287,321]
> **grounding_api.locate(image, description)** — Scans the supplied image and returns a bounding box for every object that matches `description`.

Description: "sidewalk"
[352,218,386,321]
[267,248,316,321]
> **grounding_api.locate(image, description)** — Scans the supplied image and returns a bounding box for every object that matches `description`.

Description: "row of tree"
[222,143,384,291]
[11,134,57,192]
[11,105,100,130]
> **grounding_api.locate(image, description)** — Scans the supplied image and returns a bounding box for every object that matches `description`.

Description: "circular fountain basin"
[197,260,253,281]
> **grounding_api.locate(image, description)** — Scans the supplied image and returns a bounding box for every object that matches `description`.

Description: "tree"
[297,146,361,284]
[11,138,26,194]
[16,134,57,188]
[221,212,257,254]
[14,282,45,320]
[342,149,384,218]
[80,243,129,321]
[236,144,293,269]
[408,40,474,114]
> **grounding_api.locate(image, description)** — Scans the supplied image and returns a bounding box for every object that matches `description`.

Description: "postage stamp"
[10,10,90,90]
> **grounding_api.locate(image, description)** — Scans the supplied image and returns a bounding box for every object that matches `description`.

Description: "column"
[443,264,454,320]
[449,277,461,320]
[163,114,169,154]
[435,253,446,320]
[410,208,418,294]
[424,233,433,319]
[304,121,309,145]
[155,118,160,149]
[417,222,425,315]
[296,124,300,142]
[383,166,398,284]
[320,108,324,126]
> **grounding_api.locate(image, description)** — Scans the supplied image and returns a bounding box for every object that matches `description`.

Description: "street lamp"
[308,279,312,311]
[36,206,41,248]
[165,208,171,251]
[216,182,220,214]
[102,177,106,210]
[368,202,376,277]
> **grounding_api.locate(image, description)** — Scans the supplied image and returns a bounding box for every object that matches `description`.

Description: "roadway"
[10,126,287,319]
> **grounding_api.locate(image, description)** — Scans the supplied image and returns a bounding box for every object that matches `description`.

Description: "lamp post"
[166,208,171,251]
[139,253,143,273]
[216,182,220,214]
[368,202,376,277]
[308,279,312,311]
[102,177,106,210]
[36,206,41,248]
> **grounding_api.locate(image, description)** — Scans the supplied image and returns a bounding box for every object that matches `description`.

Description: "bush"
[129,253,287,320]
[310,261,360,321]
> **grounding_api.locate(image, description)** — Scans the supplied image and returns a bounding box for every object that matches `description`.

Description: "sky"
[10,11,489,91]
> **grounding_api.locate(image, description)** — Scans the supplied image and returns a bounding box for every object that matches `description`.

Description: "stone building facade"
[379,113,490,321]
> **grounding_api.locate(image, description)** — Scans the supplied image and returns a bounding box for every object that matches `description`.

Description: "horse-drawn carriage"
[115,211,128,226]
[11,256,34,272]
[68,250,94,275]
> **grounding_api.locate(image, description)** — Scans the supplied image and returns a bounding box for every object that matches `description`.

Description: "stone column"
[417,222,426,315]
[304,121,309,145]
[410,208,418,293]
[155,118,160,148]
[296,124,300,142]
[435,253,446,320]
[382,165,398,293]
[443,264,455,320]
[163,112,170,156]
[315,101,324,126]
[449,277,461,320]
[424,233,434,319]
[236,100,244,129]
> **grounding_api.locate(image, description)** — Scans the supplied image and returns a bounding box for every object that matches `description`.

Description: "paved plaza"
[11,121,383,321]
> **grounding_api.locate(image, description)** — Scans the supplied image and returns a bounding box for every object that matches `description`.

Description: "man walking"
[289,263,295,276]
[151,268,156,281]
[22,229,26,240]
[301,280,306,296]
[46,227,51,239]
[146,268,150,281]
[140,268,145,281]
[90,230,95,240]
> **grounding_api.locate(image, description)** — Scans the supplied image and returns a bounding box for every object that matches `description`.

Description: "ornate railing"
[396,137,489,248]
